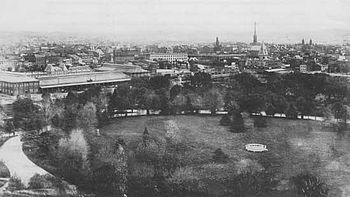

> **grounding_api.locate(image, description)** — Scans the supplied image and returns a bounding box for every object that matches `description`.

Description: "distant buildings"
[149,53,188,63]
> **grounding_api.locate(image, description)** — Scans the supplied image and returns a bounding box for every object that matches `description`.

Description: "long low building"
[0,71,131,95]
[39,72,131,91]
[0,72,39,95]
[150,53,188,63]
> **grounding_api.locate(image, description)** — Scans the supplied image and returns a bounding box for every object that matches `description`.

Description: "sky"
[0,0,350,43]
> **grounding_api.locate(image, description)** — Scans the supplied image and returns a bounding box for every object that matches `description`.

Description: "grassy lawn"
[101,115,350,196]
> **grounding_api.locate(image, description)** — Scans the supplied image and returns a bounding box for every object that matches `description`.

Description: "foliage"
[230,112,245,133]
[231,170,276,197]
[203,88,223,115]
[77,102,97,132]
[170,85,182,100]
[296,96,312,119]
[56,129,91,186]
[291,173,329,197]
[239,93,266,114]
[28,173,52,189]
[212,148,229,163]
[190,72,212,90]
[331,102,348,122]
[94,137,128,196]
[286,103,298,119]
[0,161,10,178]
[157,88,171,115]
[8,176,25,191]
[149,76,170,90]
[4,121,15,135]
[12,97,44,131]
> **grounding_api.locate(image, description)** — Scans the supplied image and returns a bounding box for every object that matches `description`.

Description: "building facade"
[0,72,39,95]
[150,53,188,63]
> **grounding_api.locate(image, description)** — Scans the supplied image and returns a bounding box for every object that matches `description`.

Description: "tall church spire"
[253,22,258,45]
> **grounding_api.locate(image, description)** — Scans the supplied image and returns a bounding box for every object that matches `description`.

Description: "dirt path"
[0,135,49,186]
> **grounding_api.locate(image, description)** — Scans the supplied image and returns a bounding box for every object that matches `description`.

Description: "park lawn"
[101,115,350,196]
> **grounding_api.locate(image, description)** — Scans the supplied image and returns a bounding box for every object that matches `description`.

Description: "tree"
[292,173,329,197]
[296,96,311,119]
[13,97,43,130]
[171,93,187,114]
[0,106,6,129]
[129,87,147,110]
[233,73,261,94]
[203,88,223,115]
[190,72,212,90]
[271,95,288,114]
[286,103,298,119]
[77,102,97,132]
[150,76,170,90]
[108,85,131,117]
[265,104,276,116]
[230,112,245,133]
[41,93,54,127]
[142,91,160,115]
[239,94,266,114]
[4,120,15,136]
[213,148,229,163]
[169,85,182,100]
[331,102,348,123]
[157,88,170,115]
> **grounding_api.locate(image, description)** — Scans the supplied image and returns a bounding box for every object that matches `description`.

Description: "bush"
[232,170,276,197]
[292,173,329,197]
[220,115,231,126]
[28,173,52,189]
[254,116,267,128]
[0,161,10,178]
[230,112,245,133]
[212,148,229,163]
[8,176,25,191]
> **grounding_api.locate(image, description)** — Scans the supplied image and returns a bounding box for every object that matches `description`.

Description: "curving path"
[0,135,49,186]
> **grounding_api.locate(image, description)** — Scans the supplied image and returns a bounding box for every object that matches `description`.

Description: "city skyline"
[1,0,350,44]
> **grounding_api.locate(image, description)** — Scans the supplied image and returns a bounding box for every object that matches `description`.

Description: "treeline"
[222,72,349,132]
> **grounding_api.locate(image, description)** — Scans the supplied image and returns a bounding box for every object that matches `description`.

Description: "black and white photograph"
[0,0,349,196]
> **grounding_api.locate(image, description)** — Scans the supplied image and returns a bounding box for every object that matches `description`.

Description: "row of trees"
[220,72,350,132]
[108,73,224,116]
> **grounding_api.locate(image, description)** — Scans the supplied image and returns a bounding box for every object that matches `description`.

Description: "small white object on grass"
[245,143,268,152]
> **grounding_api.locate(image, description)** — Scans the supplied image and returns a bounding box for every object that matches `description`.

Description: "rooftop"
[0,72,38,83]
[38,71,131,88]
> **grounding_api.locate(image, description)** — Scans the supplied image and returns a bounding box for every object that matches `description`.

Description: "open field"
[101,115,350,196]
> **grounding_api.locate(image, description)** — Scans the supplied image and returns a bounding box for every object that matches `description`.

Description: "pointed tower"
[253,22,258,45]
[214,36,221,52]
[302,38,305,45]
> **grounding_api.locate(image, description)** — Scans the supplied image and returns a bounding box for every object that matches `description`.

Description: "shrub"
[28,173,52,189]
[220,115,231,126]
[0,161,10,178]
[232,170,276,197]
[292,173,329,197]
[212,148,229,163]
[8,176,25,191]
[254,116,267,128]
[230,112,245,133]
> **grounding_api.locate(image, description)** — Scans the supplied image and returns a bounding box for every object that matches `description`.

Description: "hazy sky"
[1,0,350,43]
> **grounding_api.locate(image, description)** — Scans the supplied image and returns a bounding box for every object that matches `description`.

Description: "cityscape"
[0,0,350,197]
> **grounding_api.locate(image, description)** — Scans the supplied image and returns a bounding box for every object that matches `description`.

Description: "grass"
[101,115,350,196]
